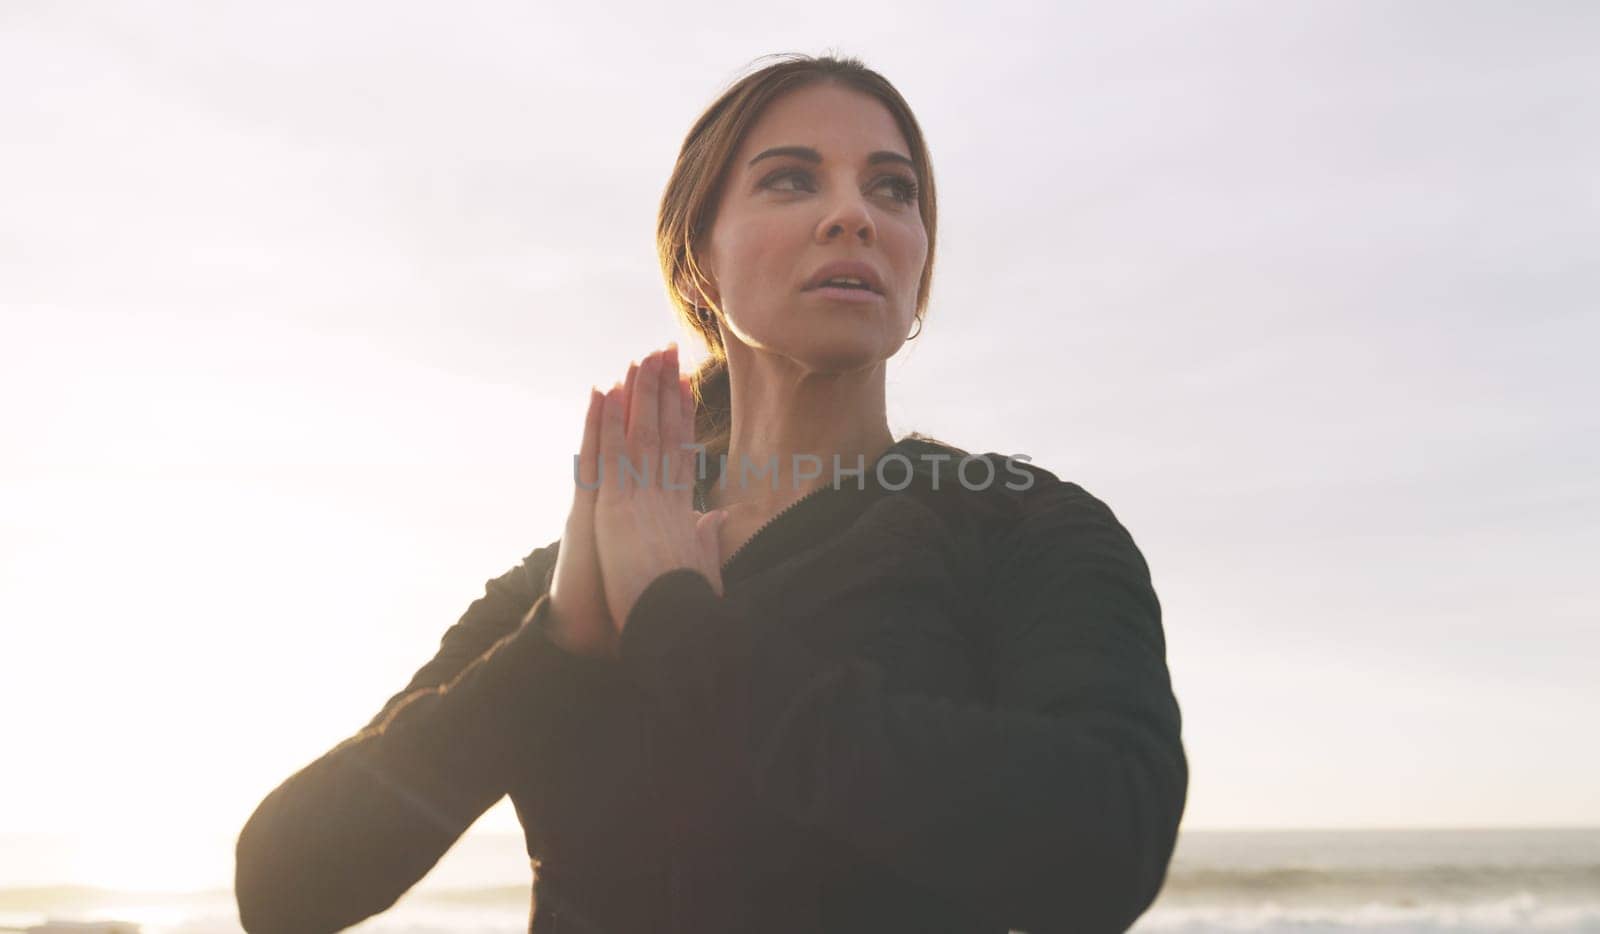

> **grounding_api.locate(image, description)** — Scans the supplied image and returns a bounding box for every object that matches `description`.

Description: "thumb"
[695,509,728,597]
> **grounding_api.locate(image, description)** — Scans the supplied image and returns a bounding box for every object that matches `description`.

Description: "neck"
[705,350,895,516]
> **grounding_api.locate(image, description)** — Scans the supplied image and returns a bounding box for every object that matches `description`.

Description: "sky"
[2,0,1597,889]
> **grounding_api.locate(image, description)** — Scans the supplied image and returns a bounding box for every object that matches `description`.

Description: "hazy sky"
[2,0,1596,881]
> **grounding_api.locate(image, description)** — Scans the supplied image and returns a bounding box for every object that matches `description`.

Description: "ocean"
[0,827,1594,933]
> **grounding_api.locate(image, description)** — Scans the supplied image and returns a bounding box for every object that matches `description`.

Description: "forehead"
[734,83,911,164]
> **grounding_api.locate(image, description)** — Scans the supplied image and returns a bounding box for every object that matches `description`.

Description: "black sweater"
[234,436,1188,934]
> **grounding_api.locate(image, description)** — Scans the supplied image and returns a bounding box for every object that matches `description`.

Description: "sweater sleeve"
[235,540,612,934]
[616,481,1188,934]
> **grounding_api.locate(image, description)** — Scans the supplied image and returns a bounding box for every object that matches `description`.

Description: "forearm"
[236,594,611,933]
[618,569,1187,934]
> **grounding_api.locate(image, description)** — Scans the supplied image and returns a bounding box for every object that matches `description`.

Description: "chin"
[741,306,908,370]
[787,334,897,374]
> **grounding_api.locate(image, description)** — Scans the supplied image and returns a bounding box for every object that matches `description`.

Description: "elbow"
[233,778,436,934]
[1104,734,1189,933]
[233,797,351,934]
[234,821,349,934]
[234,812,292,934]
[1032,733,1188,934]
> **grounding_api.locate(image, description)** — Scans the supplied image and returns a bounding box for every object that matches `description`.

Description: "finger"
[659,345,688,500]
[629,349,662,455]
[598,381,628,499]
[576,387,603,503]
[679,373,693,427]
[677,372,697,501]
[622,360,639,435]
[658,343,678,426]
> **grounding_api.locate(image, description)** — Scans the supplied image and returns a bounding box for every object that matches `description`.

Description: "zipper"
[699,440,911,574]
[671,449,888,925]
[706,481,836,574]
[652,482,828,934]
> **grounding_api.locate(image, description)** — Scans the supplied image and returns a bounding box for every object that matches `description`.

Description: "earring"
[907,317,922,340]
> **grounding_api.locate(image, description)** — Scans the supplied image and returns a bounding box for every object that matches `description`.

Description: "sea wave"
[6,867,1600,934]
[1136,891,1600,932]
[1160,862,1600,902]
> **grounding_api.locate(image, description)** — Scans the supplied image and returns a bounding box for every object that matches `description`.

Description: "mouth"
[802,264,886,295]
[805,285,884,303]
[804,282,882,295]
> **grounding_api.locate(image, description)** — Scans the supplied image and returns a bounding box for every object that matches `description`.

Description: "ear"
[673,274,697,308]
[676,268,719,312]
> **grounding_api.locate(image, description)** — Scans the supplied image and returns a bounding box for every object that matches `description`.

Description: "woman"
[234,53,1187,934]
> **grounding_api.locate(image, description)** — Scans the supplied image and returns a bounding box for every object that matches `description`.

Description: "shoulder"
[466,537,562,615]
[899,437,1169,662]
[517,537,563,598]
[892,434,1152,581]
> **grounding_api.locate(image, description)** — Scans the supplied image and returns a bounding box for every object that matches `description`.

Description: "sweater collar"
[716,435,953,582]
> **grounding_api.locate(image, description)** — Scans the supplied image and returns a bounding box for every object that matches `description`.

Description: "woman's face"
[696,82,928,372]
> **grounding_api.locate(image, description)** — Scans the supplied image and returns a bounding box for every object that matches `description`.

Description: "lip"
[803,260,885,295]
[805,285,885,304]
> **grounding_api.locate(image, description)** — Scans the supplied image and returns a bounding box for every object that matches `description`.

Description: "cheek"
[893,225,929,284]
[723,221,798,294]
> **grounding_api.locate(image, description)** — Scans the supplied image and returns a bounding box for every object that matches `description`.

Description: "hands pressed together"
[545,343,729,658]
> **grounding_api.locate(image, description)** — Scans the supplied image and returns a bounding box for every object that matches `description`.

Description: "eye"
[760,168,920,206]
[875,174,921,206]
[761,168,817,193]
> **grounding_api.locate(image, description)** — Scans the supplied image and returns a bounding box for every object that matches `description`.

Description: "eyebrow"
[747,145,916,173]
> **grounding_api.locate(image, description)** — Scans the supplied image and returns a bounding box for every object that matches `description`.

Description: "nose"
[814,188,877,245]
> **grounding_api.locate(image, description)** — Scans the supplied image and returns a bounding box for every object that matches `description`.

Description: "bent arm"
[617,483,1188,934]
[234,541,612,934]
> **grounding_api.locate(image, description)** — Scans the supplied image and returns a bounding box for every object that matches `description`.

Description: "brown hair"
[655,52,939,476]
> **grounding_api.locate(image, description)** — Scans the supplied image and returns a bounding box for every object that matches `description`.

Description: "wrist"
[540,600,619,659]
